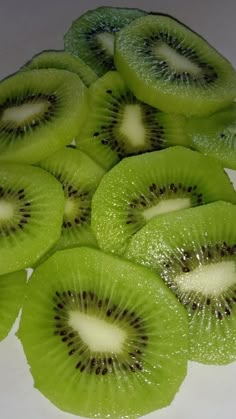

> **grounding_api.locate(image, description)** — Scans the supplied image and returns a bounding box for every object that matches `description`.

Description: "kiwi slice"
[76,71,187,170]
[0,163,64,274]
[185,103,236,169]
[0,69,87,164]
[18,247,188,418]
[114,14,236,116]
[0,270,26,341]
[64,6,146,77]
[92,146,236,255]
[125,201,236,365]
[38,147,105,252]
[22,50,98,87]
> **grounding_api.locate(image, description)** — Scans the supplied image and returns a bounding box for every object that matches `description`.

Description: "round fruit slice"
[0,163,64,274]
[0,270,26,341]
[22,50,98,87]
[18,247,188,418]
[0,69,88,163]
[77,71,187,170]
[186,103,236,169]
[64,6,146,76]
[114,14,236,116]
[125,201,236,365]
[91,146,236,255]
[39,147,105,251]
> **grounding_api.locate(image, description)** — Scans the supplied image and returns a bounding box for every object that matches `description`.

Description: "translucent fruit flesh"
[0,69,88,163]
[92,147,236,255]
[0,163,64,274]
[126,201,236,364]
[18,247,188,418]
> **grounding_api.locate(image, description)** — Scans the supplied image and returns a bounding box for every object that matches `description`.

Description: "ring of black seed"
[0,186,31,236]
[162,241,236,320]
[53,289,148,375]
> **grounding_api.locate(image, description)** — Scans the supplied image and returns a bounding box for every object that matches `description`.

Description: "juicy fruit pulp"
[18,247,188,418]
[125,202,236,364]
[0,163,64,274]
[115,15,236,116]
[92,147,236,255]
[0,69,88,163]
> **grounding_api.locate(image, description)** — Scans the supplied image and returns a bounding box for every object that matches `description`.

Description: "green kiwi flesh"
[38,147,105,252]
[76,71,188,170]
[22,50,98,87]
[64,6,146,77]
[114,14,236,116]
[0,69,88,163]
[91,147,236,255]
[186,103,236,169]
[18,247,188,418]
[0,163,64,274]
[0,270,26,341]
[125,201,236,365]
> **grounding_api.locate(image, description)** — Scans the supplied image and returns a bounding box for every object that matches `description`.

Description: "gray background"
[0,1,236,419]
[1,0,236,78]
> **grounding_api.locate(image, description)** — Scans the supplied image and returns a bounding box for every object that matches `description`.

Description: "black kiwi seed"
[87,81,168,164]
[64,7,146,77]
[126,182,203,225]
[60,181,91,229]
[165,241,236,319]
[52,289,148,375]
[144,32,218,85]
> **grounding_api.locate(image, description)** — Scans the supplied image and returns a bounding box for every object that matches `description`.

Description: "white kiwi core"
[64,198,77,218]
[153,43,202,75]
[120,104,146,147]
[143,198,191,221]
[0,200,14,221]
[175,261,236,296]
[69,311,127,353]
[96,32,115,57]
[1,102,48,125]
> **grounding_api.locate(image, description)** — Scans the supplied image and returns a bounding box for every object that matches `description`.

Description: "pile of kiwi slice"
[1,5,236,419]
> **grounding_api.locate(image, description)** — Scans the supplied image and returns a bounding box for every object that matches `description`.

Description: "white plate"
[0,1,236,419]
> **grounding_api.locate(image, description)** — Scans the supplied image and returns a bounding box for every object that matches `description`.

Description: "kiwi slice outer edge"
[22,50,98,87]
[0,269,26,341]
